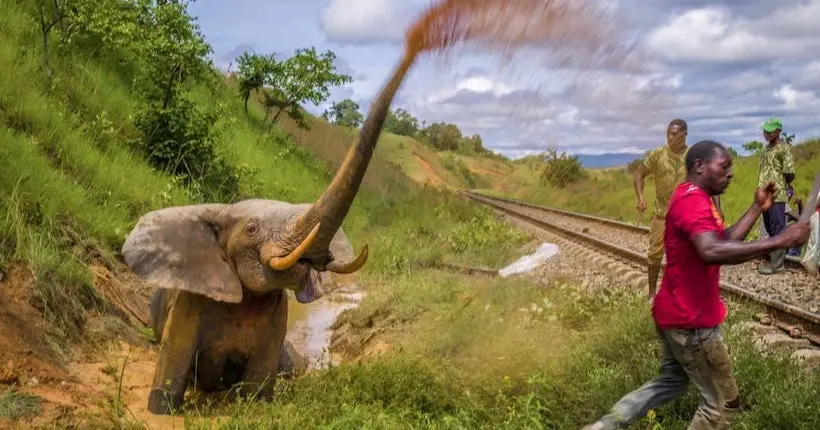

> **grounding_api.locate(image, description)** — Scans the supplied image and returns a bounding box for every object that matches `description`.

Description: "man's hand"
[637,197,647,213]
[775,220,811,248]
[754,182,777,212]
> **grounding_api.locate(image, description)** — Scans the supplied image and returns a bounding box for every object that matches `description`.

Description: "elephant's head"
[120,50,419,305]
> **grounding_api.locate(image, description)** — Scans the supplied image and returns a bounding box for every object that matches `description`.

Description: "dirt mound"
[0,262,70,387]
[0,260,161,428]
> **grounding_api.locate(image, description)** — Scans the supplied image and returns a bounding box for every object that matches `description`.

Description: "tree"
[743,140,764,154]
[236,52,276,114]
[540,149,587,188]
[426,122,463,151]
[384,109,419,137]
[262,47,352,129]
[461,134,486,153]
[135,0,215,108]
[727,146,739,159]
[782,132,795,145]
[35,0,64,78]
[322,99,364,128]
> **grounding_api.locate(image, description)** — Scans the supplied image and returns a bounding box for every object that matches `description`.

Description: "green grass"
[2,1,820,428]
[0,386,42,421]
[186,275,820,429]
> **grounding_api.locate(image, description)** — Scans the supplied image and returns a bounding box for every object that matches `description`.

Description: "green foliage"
[0,386,42,421]
[727,146,739,159]
[441,154,486,189]
[258,47,353,129]
[447,211,528,254]
[322,98,364,128]
[235,51,276,114]
[460,134,488,154]
[132,94,246,202]
[384,108,420,137]
[540,148,587,188]
[782,132,795,145]
[743,140,764,154]
[426,122,464,151]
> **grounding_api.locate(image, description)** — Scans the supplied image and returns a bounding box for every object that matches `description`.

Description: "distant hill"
[575,153,642,169]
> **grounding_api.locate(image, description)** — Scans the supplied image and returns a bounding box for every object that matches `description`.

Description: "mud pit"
[0,261,365,429]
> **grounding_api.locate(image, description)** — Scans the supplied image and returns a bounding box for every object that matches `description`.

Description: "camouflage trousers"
[647,216,665,295]
[648,215,666,266]
[593,326,740,430]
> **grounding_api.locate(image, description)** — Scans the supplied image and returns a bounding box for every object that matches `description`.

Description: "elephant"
[120,50,420,415]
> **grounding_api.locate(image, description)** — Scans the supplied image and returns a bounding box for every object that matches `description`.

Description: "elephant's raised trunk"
[276,50,419,271]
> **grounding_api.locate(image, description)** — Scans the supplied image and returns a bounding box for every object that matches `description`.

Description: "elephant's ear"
[121,204,243,303]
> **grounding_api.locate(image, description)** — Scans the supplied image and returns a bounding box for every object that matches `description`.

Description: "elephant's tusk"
[269,223,321,271]
[326,244,369,274]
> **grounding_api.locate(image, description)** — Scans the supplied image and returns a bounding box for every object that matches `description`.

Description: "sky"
[187,0,820,159]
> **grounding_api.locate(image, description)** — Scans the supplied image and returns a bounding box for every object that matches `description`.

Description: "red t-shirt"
[652,182,727,329]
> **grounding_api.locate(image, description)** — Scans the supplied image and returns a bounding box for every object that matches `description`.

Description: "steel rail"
[463,190,806,266]
[462,191,820,336]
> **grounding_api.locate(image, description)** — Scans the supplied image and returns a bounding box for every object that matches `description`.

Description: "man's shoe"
[758,250,786,275]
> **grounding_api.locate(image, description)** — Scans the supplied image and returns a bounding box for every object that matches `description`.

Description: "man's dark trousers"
[760,202,787,274]
[763,203,786,237]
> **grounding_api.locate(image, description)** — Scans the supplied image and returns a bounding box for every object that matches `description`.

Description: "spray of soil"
[403,0,661,129]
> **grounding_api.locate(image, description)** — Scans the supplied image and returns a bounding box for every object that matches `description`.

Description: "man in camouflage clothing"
[757,117,796,274]
[634,119,689,297]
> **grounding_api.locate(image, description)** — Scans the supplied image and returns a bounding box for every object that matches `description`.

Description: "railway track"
[461,190,820,352]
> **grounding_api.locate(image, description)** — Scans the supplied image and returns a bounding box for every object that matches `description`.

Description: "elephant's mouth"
[294,265,326,304]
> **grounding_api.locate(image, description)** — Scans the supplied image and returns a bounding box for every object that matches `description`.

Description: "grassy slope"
[1,2,819,428]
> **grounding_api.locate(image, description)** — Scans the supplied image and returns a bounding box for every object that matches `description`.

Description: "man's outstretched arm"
[691,231,793,266]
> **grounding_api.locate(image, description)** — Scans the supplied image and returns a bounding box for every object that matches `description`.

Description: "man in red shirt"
[583,140,809,430]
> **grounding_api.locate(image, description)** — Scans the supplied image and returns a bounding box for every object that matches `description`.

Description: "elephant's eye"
[245,223,258,236]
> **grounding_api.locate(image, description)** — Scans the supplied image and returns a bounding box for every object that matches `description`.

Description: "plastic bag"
[800,211,819,276]
[499,243,559,277]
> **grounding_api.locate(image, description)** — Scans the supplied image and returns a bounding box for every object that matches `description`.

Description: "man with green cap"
[757,117,796,274]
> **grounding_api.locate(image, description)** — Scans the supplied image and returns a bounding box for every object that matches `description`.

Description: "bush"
[540,149,587,188]
[132,94,247,202]
[441,155,486,189]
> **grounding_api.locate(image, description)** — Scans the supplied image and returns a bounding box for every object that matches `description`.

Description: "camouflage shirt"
[642,145,688,218]
[758,140,796,203]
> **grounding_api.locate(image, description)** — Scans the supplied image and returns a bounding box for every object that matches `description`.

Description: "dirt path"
[412,152,446,186]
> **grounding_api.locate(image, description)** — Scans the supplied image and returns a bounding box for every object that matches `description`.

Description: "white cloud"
[774,84,820,111]
[320,0,407,43]
[646,2,820,63]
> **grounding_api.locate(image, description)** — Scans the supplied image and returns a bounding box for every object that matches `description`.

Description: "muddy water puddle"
[286,284,364,370]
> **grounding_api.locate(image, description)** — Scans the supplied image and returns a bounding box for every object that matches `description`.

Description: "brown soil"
[0,263,70,387]
[0,260,166,428]
[412,152,446,187]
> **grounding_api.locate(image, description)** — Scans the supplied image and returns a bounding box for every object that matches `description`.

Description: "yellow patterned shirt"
[758,141,796,203]
[641,145,688,218]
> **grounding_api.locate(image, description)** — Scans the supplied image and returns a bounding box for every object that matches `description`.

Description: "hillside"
[2,1,820,429]
[0,1,525,425]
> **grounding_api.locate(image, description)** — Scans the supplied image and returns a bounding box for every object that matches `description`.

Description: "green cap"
[762,117,783,133]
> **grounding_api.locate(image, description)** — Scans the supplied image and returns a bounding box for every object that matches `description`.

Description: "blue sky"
[187,0,820,159]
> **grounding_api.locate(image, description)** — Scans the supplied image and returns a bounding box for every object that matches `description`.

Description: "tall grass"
[187,274,820,429]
